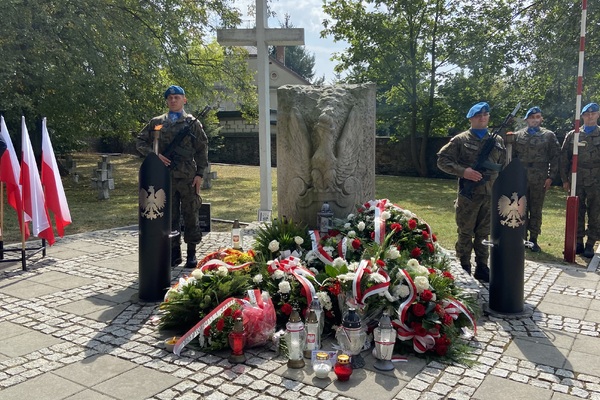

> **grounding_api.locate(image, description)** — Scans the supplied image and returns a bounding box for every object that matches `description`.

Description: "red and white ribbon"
[395,269,417,331]
[274,256,317,306]
[442,297,477,334]
[309,230,334,264]
[352,259,391,306]
[199,259,253,272]
[393,323,438,354]
[370,200,387,245]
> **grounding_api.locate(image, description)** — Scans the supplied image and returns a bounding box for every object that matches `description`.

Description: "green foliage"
[253,218,312,260]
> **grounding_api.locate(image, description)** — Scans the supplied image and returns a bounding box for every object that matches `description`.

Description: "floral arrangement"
[253,217,312,260]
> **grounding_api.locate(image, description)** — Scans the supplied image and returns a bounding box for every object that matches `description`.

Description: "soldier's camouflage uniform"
[437,130,506,269]
[136,111,208,247]
[513,127,560,240]
[560,127,600,245]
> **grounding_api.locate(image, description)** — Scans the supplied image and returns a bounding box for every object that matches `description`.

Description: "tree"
[321,0,520,176]
[0,0,255,153]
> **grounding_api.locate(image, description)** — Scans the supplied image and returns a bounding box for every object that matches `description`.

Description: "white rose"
[333,257,348,268]
[344,223,351,229]
[191,269,204,279]
[416,265,430,276]
[294,236,304,245]
[268,240,280,252]
[347,230,356,238]
[385,247,400,260]
[414,276,430,293]
[278,280,291,294]
[407,258,420,269]
[357,221,366,231]
[369,272,386,284]
[216,266,228,277]
[347,214,355,220]
[305,251,317,263]
[393,284,410,298]
[273,269,285,280]
[381,211,391,220]
[253,274,263,284]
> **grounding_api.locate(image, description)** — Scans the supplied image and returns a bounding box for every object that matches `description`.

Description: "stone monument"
[277,84,376,229]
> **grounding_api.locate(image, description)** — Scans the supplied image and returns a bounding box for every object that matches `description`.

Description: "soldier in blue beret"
[513,107,560,252]
[437,102,506,282]
[137,85,209,268]
[560,102,600,258]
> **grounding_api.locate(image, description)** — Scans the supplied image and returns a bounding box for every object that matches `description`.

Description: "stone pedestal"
[277,84,376,229]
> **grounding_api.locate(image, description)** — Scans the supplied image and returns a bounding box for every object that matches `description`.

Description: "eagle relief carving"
[139,185,166,220]
[497,192,527,228]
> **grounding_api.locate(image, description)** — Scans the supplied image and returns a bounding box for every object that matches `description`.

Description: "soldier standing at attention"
[513,107,560,252]
[137,85,208,268]
[560,102,600,258]
[437,102,506,282]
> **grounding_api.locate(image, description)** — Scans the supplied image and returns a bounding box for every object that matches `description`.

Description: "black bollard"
[138,153,172,302]
[488,158,528,314]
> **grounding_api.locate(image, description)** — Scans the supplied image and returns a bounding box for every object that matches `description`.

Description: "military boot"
[474,264,490,283]
[583,241,596,258]
[171,245,182,267]
[461,263,471,275]
[529,235,541,253]
[185,244,198,268]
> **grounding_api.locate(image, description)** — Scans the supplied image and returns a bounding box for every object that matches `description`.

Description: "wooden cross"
[217,0,304,217]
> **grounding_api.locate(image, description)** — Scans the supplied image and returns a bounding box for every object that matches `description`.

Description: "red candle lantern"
[228,317,246,363]
[334,354,353,381]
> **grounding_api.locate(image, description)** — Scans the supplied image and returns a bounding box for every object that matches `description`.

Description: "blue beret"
[164,85,185,99]
[466,102,490,118]
[581,102,599,115]
[524,106,542,119]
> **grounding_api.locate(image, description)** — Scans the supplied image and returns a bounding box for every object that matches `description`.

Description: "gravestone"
[277,84,376,229]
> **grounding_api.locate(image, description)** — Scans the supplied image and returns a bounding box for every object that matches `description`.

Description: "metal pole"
[564,0,587,262]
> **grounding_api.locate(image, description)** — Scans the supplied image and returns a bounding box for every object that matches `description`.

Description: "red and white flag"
[41,118,71,237]
[20,117,55,245]
[0,116,31,238]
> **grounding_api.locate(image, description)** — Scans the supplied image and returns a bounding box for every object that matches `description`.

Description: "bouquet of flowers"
[253,217,312,261]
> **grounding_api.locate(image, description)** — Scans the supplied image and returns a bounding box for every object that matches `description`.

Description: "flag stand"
[0,184,46,271]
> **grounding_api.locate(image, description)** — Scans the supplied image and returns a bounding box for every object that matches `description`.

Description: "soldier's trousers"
[171,177,203,246]
[525,174,547,238]
[455,193,491,267]
[576,184,600,243]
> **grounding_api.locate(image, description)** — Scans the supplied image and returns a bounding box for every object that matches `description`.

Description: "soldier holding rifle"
[437,102,507,282]
[560,102,600,259]
[137,85,208,268]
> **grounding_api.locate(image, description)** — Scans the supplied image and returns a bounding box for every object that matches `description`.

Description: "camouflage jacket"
[136,111,208,180]
[513,127,560,181]
[560,126,600,187]
[437,129,506,195]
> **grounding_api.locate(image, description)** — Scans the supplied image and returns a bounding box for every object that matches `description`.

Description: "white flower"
[381,211,391,220]
[309,267,319,275]
[347,214,355,220]
[416,265,430,275]
[253,274,263,284]
[393,284,410,298]
[191,269,204,279]
[294,236,304,245]
[396,270,406,281]
[407,258,420,269]
[338,272,356,282]
[317,291,332,310]
[414,276,430,293]
[431,293,437,302]
[344,223,351,229]
[180,277,196,288]
[369,272,387,284]
[403,210,414,218]
[333,257,348,268]
[273,269,285,280]
[323,246,334,256]
[347,262,359,272]
[357,221,366,231]
[268,240,280,252]
[216,266,228,277]
[385,247,400,260]
[305,250,317,263]
[347,230,356,238]
[278,280,291,294]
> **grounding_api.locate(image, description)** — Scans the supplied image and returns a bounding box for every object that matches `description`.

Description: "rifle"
[459,102,521,199]
[162,106,211,170]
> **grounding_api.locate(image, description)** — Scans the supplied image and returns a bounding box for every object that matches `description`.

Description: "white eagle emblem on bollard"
[497,192,527,228]
[139,185,167,220]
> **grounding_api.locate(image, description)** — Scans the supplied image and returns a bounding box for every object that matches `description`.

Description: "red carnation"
[432,233,437,242]
[427,242,435,253]
[410,247,422,258]
[352,238,361,249]
[390,222,402,232]
[408,219,417,230]
[428,268,435,274]
[364,202,370,208]
[328,281,341,296]
[370,231,375,240]
[420,290,433,302]
[223,307,233,317]
[422,231,430,240]
[442,271,454,280]
[281,303,293,315]
[412,303,426,317]
[443,314,454,326]
[233,309,243,319]
[376,259,386,267]
[216,318,225,331]
[203,325,211,336]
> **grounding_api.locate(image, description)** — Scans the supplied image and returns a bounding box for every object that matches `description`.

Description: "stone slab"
[473,375,552,400]
[0,371,86,400]
[91,366,181,400]
[53,354,137,387]
[504,337,570,369]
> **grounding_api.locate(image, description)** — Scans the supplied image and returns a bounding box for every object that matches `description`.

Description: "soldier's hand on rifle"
[158,154,172,167]
[463,167,483,182]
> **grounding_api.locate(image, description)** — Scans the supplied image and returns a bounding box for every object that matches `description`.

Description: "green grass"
[0,153,587,267]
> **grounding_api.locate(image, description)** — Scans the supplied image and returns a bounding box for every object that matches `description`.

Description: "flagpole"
[0,183,4,260]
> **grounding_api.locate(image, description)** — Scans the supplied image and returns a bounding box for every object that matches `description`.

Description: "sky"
[235,0,348,83]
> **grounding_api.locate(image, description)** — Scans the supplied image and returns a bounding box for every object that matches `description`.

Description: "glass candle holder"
[228,317,246,363]
[334,354,353,381]
[312,352,332,379]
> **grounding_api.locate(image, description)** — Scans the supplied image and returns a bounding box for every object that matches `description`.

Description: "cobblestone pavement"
[0,227,599,400]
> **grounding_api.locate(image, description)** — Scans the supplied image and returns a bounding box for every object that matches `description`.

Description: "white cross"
[217,0,304,216]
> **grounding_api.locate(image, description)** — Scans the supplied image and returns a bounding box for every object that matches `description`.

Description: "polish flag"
[41,118,71,237]
[20,117,55,245]
[0,116,31,238]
